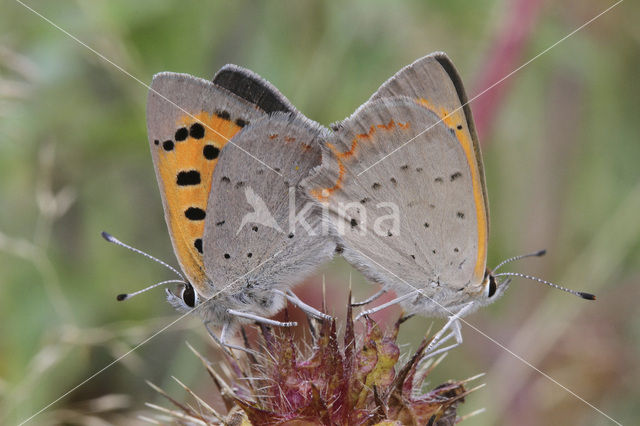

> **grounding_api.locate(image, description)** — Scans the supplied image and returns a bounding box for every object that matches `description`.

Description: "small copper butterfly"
[108,65,335,349]
[304,52,594,357]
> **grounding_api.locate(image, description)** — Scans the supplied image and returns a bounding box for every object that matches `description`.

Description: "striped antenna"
[101,231,184,280]
[117,279,186,301]
[492,249,546,272]
[493,272,595,300]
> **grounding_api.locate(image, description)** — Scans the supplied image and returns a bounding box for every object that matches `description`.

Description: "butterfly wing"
[147,72,267,297]
[203,113,335,314]
[305,95,483,315]
[369,52,489,250]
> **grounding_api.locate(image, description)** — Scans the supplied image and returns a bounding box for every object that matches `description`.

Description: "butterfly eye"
[181,282,197,308]
[487,275,497,298]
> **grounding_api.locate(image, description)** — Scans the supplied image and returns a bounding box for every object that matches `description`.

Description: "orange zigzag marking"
[312,119,408,202]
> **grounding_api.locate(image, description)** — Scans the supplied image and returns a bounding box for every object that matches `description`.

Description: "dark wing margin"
[213,64,296,114]
[432,52,489,229]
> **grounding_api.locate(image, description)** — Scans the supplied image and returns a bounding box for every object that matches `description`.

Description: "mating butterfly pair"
[106,53,593,352]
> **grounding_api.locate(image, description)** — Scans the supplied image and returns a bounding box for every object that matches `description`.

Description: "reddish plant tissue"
[472,0,543,141]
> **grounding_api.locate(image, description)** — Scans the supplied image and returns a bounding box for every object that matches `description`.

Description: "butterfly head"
[478,269,511,307]
[166,282,200,311]
[479,249,596,305]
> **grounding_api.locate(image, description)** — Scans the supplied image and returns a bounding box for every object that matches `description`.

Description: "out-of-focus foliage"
[1,0,638,425]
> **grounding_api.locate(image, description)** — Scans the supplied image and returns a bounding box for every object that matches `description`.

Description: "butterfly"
[142,65,335,347]
[303,52,594,357]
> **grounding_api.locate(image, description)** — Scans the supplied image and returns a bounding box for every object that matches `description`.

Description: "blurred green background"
[1,0,639,424]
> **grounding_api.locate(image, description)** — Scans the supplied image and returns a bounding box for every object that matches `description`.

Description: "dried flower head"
[148,297,483,425]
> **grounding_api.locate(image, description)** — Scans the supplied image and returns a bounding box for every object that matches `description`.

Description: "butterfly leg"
[204,320,256,355]
[350,288,387,307]
[226,309,297,327]
[420,326,460,362]
[205,310,296,355]
[421,302,475,361]
[274,289,332,321]
[355,291,418,320]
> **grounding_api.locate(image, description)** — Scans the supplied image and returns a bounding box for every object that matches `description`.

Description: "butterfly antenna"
[493,272,595,300]
[492,249,546,272]
[117,279,186,301]
[101,231,185,280]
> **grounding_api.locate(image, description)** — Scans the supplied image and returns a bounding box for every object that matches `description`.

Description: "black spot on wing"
[189,123,205,139]
[203,145,219,160]
[185,207,206,221]
[177,170,201,186]
[194,239,203,254]
[216,110,230,120]
[450,172,462,181]
[162,140,174,151]
[175,127,188,141]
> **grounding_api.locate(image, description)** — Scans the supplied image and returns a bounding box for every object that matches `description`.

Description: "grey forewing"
[213,64,296,114]
[146,73,267,281]
[308,97,479,294]
[203,113,335,294]
[146,73,266,216]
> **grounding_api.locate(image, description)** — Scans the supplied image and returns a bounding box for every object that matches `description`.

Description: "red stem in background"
[472,0,545,143]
